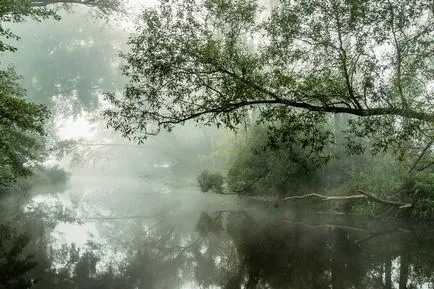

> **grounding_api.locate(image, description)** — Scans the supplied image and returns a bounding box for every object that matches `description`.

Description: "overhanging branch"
[209,64,434,123]
[155,98,434,128]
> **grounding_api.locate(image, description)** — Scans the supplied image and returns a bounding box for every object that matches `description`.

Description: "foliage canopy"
[0,68,50,185]
[105,0,434,156]
[0,0,59,53]
[0,0,57,185]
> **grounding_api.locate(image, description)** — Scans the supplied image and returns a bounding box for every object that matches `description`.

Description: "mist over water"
[18,145,434,289]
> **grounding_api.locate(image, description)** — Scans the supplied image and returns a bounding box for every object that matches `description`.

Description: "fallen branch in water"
[355,228,411,245]
[282,193,365,202]
[245,193,365,203]
[283,219,368,232]
[355,190,412,209]
[244,191,413,209]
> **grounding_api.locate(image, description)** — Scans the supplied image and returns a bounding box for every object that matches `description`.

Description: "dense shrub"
[226,125,329,196]
[402,173,434,220]
[197,170,224,194]
[223,123,434,220]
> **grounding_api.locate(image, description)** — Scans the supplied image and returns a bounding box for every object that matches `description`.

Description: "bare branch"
[409,140,434,173]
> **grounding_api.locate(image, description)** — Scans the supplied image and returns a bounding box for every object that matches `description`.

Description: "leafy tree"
[104,0,434,158]
[6,9,127,115]
[1,0,121,53]
[0,0,59,52]
[0,0,129,185]
[0,67,50,186]
[0,0,57,186]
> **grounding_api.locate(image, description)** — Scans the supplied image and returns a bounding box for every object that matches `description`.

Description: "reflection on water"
[1,179,434,289]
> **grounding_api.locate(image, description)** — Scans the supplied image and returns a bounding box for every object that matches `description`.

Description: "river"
[2,170,433,289]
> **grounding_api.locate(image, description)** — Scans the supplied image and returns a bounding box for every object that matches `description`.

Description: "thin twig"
[409,140,433,173]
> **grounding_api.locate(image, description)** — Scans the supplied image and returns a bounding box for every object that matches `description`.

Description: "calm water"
[2,175,434,289]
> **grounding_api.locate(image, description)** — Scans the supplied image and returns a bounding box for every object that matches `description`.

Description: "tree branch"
[155,97,434,128]
[244,191,412,209]
[28,0,116,8]
[355,190,412,208]
[191,62,434,123]
[333,6,363,111]
[387,0,408,108]
[409,140,433,173]
[233,168,270,195]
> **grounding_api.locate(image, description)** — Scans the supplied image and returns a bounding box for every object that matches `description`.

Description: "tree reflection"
[192,210,434,289]
[0,224,37,289]
[2,204,434,289]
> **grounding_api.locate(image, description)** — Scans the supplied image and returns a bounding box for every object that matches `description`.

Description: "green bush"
[402,173,434,220]
[226,125,329,196]
[197,170,224,194]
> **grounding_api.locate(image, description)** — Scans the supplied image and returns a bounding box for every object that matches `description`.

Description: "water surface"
[3,174,434,289]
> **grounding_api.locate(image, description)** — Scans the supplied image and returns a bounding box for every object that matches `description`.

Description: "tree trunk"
[331,256,342,289]
[385,256,392,289]
[399,253,409,289]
